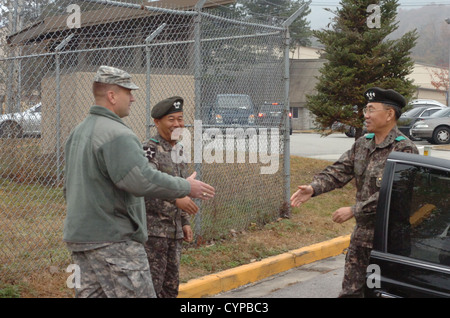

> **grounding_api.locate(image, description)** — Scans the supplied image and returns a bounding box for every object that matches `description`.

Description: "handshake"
[186,171,215,200]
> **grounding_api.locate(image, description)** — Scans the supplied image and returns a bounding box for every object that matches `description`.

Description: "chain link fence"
[0,0,299,283]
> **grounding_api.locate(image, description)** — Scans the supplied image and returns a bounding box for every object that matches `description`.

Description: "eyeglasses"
[363,106,388,116]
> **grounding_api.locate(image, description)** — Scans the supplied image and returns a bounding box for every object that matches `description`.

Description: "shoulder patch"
[365,133,375,139]
[395,136,406,141]
[143,145,157,161]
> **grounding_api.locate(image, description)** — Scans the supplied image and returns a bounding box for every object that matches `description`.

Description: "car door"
[366,152,450,298]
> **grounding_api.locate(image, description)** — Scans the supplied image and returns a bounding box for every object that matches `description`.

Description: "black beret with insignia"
[151,96,184,119]
[364,87,406,109]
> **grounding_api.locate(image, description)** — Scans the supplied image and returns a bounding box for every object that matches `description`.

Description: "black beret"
[364,87,406,109]
[151,96,184,119]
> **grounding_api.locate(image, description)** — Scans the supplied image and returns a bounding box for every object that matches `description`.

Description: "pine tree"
[307,0,418,139]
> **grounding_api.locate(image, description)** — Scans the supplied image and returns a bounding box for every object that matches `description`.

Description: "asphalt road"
[290,132,450,162]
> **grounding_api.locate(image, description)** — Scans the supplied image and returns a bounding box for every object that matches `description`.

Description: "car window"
[421,110,431,117]
[427,109,441,116]
[387,163,450,266]
[402,108,424,117]
[216,96,252,109]
[430,108,450,118]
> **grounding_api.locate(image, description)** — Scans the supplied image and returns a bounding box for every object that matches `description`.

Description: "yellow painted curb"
[178,234,350,298]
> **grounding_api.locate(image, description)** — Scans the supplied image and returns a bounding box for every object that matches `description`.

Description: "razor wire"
[0,0,293,282]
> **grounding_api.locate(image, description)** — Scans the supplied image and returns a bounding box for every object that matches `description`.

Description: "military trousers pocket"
[105,256,155,298]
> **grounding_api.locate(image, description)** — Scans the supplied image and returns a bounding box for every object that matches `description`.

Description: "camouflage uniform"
[143,133,190,298]
[69,241,156,298]
[309,126,418,297]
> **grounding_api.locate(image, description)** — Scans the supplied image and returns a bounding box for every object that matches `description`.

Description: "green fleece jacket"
[63,106,191,244]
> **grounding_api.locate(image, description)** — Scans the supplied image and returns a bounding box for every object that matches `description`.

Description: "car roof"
[409,99,447,107]
[401,106,442,116]
[388,151,450,170]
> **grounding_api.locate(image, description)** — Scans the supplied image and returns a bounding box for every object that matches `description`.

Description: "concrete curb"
[178,234,350,298]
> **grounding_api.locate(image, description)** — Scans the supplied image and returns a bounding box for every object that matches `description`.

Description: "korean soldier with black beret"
[143,96,199,298]
[291,87,419,297]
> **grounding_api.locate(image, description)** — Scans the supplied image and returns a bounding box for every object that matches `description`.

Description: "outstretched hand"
[290,185,314,207]
[187,172,215,200]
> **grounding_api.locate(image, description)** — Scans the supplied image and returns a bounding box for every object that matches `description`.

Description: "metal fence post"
[281,0,312,218]
[145,24,166,140]
[55,34,75,185]
[193,0,207,244]
[282,27,292,218]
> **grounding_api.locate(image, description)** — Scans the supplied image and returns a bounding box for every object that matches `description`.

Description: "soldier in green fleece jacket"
[63,66,215,298]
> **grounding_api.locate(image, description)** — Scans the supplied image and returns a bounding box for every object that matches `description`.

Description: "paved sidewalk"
[214,253,346,298]
[177,234,350,298]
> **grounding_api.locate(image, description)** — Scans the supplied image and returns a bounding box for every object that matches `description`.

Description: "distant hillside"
[390,5,450,66]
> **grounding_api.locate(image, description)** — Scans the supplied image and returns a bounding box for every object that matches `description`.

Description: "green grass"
[0,154,356,297]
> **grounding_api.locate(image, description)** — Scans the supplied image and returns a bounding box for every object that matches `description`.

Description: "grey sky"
[308,0,450,29]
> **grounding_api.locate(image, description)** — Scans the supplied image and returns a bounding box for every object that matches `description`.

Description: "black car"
[365,152,450,298]
[397,106,445,140]
[208,94,256,128]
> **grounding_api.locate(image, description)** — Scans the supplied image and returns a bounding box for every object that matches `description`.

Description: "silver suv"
[0,103,41,138]
[409,99,447,108]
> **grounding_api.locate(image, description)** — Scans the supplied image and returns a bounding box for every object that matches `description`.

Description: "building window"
[290,107,299,118]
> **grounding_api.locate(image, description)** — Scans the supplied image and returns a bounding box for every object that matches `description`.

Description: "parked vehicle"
[257,102,292,135]
[257,102,283,126]
[398,106,445,140]
[208,94,256,128]
[365,152,450,298]
[408,99,447,109]
[410,107,450,144]
[0,103,41,138]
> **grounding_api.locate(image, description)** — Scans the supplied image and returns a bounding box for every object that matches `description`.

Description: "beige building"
[407,63,447,105]
[289,46,448,130]
[41,72,194,153]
